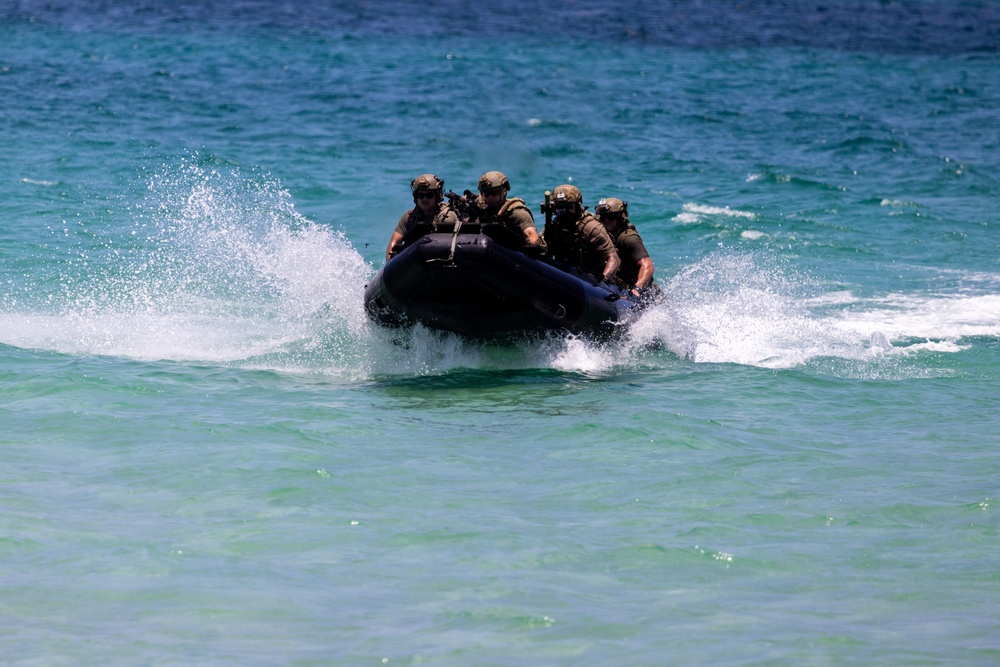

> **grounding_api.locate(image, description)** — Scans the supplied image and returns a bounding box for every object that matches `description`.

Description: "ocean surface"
[2,1,1000,664]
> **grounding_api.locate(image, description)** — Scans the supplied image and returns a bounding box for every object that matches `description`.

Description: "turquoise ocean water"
[3,1,1000,664]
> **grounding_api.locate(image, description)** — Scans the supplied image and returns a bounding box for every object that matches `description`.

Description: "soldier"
[475,170,542,248]
[384,173,458,262]
[541,184,620,284]
[595,197,656,298]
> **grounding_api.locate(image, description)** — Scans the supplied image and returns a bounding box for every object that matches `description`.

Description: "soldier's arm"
[588,223,621,282]
[523,226,541,246]
[634,256,654,290]
[386,211,412,262]
[385,231,404,262]
[602,251,621,283]
[513,208,541,246]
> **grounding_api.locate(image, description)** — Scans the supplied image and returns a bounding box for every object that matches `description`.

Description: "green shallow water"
[2,1,1000,664]
[3,345,998,664]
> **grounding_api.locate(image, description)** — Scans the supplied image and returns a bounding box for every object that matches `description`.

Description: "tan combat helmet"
[595,197,628,219]
[552,184,583,208]
[478,171,510,193]
[411,173,444,202]
[411,173,444,193]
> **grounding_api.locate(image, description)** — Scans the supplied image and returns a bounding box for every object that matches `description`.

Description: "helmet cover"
[552,184,582,205]
[477,171,510,193]
[411,173,444,193]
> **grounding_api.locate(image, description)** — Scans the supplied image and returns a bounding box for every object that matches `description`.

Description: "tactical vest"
[406,201,453,228]
[481,197,531,230]
[548,211,601,270]
[497,197,530,220]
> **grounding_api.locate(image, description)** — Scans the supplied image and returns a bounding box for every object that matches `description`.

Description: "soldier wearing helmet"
[541,184,620,284]
[475,171,542,248]
[385,173,459,262]
[595,197,656,297]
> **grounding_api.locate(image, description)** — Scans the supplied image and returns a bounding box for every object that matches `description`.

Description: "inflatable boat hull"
[363,227,642,339]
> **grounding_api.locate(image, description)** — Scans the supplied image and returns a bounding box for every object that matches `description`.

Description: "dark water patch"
[6,0,1000,54]
[747,169,848,193]
[365,366,580,391]
[826,134,910,154]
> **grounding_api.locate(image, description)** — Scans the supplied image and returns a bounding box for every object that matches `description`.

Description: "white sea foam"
[832,293,1000,341]
[549,336,615,374]
[0,311,300,362]
[672,212,701,224]
[880,198,919,208]
[685,203,756,218]
[672,202,756,226]
[623,251,998,370]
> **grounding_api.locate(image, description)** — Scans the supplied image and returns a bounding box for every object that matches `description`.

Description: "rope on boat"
[426,218,464,266]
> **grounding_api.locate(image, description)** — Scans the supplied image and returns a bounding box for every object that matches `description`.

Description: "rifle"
[444,189,483,222]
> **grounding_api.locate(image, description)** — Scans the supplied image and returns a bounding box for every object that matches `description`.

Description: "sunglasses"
[415,191,437,199]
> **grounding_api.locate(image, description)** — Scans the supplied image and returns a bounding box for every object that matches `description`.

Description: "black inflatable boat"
[363,222,646,339]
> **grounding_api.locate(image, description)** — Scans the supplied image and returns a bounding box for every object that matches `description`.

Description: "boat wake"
[627,251,1000,374]
[1,161,996,380]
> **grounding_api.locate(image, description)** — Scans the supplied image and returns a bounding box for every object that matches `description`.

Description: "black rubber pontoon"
[364,223,644,339]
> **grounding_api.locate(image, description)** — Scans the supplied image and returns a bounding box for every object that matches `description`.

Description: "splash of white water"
[625,250,997,369]
[3,164,995,378]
